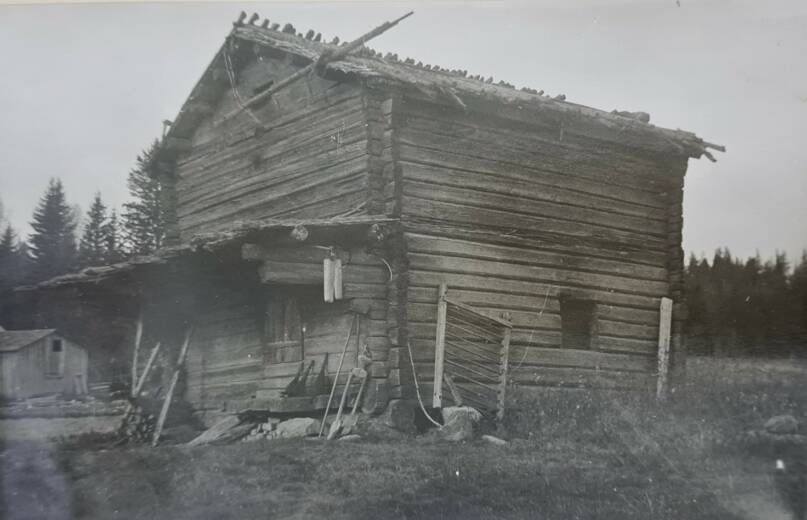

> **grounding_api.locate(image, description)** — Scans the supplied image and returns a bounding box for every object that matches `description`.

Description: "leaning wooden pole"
[224,11,414,121]
[152,326,194,447]
[134,342,162,398]
[318,314,357,437]
[131,309,143,397]
[120,341,162,425]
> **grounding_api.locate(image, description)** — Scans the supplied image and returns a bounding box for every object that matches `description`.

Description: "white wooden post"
[333,257,343,300]
[323,256,334,303]
[656,297,673,399]
[432,283,448,408]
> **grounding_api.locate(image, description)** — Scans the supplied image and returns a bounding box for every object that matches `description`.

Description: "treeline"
[0,143,164,289]
[685,249,807,356]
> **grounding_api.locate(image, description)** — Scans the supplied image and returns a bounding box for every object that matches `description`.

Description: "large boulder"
[765,415,800,435]
[440,406,482,442]
[274,417,322,438]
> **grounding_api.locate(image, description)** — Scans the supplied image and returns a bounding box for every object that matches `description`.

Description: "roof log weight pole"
[222,11,414,122]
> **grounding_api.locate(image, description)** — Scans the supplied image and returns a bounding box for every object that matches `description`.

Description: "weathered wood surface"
[153,326,194,446]
[656,297,673,399]
[174,57,370,239]
[182,248,391,411]
[391,96,684,394]
[432,283,448,407]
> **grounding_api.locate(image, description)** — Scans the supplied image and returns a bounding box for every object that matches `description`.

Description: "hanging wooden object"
[323,256,335,303]
[333,257,343,300]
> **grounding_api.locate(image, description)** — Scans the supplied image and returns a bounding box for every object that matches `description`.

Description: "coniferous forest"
[686,249,807,356]
[0,142,164,290]
[1,142,806,357]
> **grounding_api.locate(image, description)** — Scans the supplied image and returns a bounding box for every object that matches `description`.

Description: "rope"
[511,284,553,372]
[223,45,262,126]
[406,341,442,429]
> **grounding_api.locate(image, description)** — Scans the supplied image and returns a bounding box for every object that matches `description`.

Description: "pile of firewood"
[117,404,156,443]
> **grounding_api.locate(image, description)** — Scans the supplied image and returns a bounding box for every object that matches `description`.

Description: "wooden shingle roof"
[0,329,56,352]
[13,216,396,292]
[160,12,723,163]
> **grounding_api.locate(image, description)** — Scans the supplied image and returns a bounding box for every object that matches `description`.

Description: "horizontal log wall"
[396,95,687,392]
[174,56,370,239]
[183,247,392,412]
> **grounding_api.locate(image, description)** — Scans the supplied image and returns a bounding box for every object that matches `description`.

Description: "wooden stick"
[120,342,162,425]
[497,324,512,421]
[350,374,368,416]
[432,282,448,407]
[131,309,143,397]
[327,370,355,440]
[152,326,193,447]
[656,297,673,400]
[443,372,463,406]
[134,342,161,398]
[318,314,357,437]
[223,11,414,121]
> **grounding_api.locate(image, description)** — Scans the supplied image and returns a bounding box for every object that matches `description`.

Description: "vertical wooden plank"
[656,297,673,400]
[497,323,512,420]
[432,283,448,407]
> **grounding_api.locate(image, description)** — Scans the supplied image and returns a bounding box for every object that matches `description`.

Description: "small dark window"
[46,338,65,377]
[560,298,596,350]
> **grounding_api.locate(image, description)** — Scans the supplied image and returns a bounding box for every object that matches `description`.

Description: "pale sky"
[0,0,805,263]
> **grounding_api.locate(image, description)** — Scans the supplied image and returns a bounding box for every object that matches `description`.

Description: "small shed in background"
[0,329,89,400]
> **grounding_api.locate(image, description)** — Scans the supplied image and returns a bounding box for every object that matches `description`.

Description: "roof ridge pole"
[222,11,414,122]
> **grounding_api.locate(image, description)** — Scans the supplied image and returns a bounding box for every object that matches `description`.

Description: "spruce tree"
[28,179,77,282]
[0,225,19,289]
[78,193,109,268]
[103,208,124,263]
[122,142,164,256]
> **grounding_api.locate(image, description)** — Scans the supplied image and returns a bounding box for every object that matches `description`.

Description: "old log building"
[1,14,722,423]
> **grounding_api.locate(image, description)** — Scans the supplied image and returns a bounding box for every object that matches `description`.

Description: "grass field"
[2,356,806,519]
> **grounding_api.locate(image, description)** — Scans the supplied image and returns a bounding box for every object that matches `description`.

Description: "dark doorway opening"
[560,298,596,350]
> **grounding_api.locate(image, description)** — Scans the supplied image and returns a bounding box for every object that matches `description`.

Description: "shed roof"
[159,12,723,163]
[13,216,395,292]
[0,329,56,352]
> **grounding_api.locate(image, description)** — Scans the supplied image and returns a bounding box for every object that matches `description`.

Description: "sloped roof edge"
[0,329,57,352]
[13,216,397,292]
[158,14,724,163]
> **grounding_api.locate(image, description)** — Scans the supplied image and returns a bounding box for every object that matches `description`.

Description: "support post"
[432,283,448,408]
[152,326,193,447]
[497,318,512,420]
[656,297,673,400]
